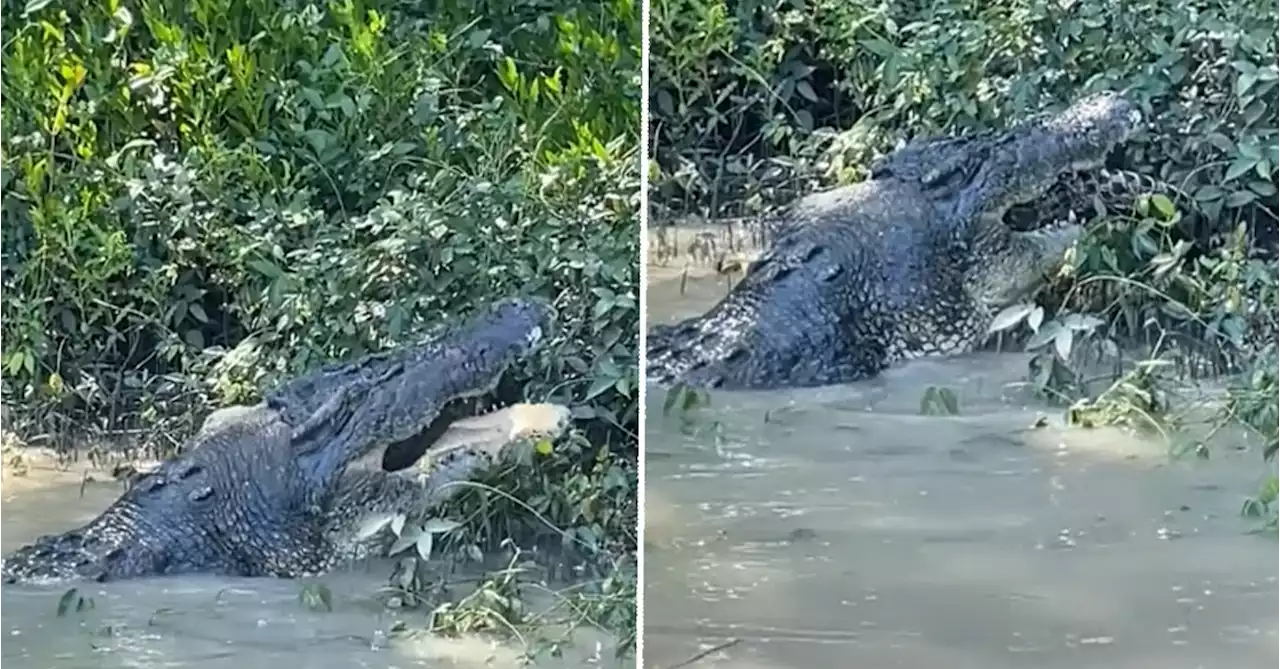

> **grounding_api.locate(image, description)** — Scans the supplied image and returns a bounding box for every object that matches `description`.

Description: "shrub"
[651,0,1276,228]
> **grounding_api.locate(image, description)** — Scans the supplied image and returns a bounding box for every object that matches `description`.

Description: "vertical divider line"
[636,0,652,663]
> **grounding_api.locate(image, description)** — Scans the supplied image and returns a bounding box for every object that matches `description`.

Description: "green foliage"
[378,426,638,656]
[918,386,961,416]
[651,0,1278,224]
[4,0,640,436]
[2,0,639,652]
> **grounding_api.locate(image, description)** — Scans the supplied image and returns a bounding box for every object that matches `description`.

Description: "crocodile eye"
[174,462,203,480]
[136,476,166,493]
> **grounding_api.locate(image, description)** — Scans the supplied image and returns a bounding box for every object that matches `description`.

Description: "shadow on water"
[643,267,1278,669]
[0,453,620,669]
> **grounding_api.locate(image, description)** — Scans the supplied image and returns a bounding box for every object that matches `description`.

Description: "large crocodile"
[646,92,1146,390]
[1,297,561,584]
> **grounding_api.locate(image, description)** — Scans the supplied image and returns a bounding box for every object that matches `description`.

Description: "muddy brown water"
[643,265,1278,669]
[0,452,622,669]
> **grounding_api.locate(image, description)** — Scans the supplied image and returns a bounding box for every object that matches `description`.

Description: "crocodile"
[646,91,1145,390]
[1,297,560,584]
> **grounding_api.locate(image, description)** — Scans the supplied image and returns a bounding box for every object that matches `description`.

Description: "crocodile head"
[265,296,556,484]
[1,297,554,584]
[872,91,1143,228]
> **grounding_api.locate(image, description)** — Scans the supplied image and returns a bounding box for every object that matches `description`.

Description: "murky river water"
[643,267,1278,669]
[0,453,621,668]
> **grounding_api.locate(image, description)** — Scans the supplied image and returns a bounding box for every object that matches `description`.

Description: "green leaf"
[22,0,53,16]
[1237,72,1257,97]
[1226,189,1257,207]
[1027,306,1045,332]
[795,110,814,131]
[414,531,434,560]
[1053,327,1074,360]
[56,588,79,617]
[796,81,818,102]
[987,302,1035,334]
[918,386,959,416]
[420,518,461,534]
[498,57,519,92]
[1024,321,1062,351]
[661,385,684,416]
[1194,185,1224,202]
[656,90,675,116]
[1149,194,1175,219]
[1224,157,1255,182]
[6,350,24,376]
[1238,140,1264,160]
[1244,180,1274,196]
[1059,314,1104,332]
[468,28,492,48]
[248,259,283,278]
[298,583,333,612]
[860,38,897,57]
[188,303,209,323]
[584,376,615,401]
[354,514,395,541]
[937,387,959,415]
[1242,498,1263,518]
[592,297,614,319]
[388,525,422,555]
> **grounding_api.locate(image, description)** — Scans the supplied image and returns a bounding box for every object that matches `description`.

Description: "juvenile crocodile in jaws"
[1,298,563,584]
[646,92,1144,390]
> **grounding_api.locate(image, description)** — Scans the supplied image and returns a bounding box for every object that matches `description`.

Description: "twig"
[662,638,742,669]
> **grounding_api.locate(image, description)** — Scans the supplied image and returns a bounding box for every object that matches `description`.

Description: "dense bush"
[651,0,1276,227]
[2,0,640,654]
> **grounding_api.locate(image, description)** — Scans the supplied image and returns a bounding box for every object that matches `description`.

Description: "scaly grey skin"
[647,91,1144,389]
[1,297,554,584]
